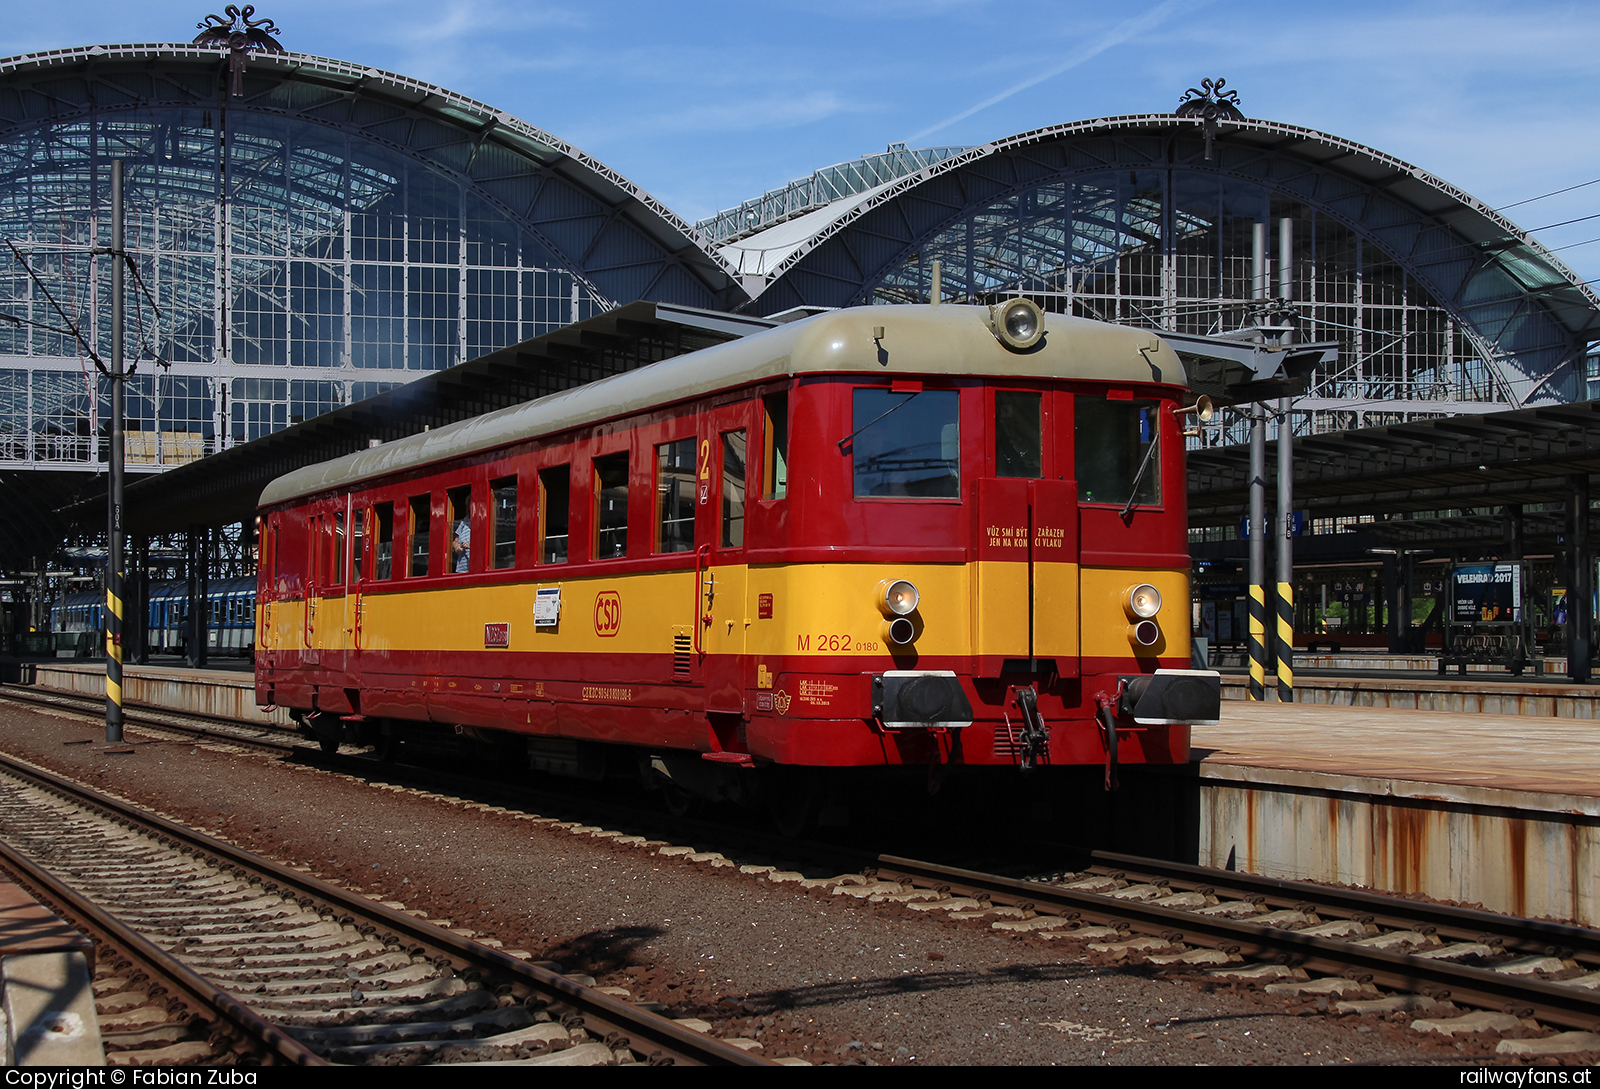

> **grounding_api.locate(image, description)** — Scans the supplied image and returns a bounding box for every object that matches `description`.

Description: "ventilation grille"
[992,721,1024,758]
[673,630,692,675]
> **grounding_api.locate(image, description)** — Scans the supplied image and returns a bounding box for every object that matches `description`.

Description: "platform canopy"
[1187,398,1600,567]
[87,302,773,536]
[737,113,1600,413]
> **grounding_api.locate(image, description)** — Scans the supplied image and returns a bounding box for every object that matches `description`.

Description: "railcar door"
[700,406,751,715]
[656,435,705,690]
[303,513,322,667]
[971,390,1080,676]
[322,504,348,675]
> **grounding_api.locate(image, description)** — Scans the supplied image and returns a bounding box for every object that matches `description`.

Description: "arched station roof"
[0,40,748,570]
[0,42,744,311]
[740,115,1600,407]
[696,141,967,248]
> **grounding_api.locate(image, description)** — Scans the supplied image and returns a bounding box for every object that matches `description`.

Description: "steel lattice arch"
[0,40,748,567]
[727,115,1600,429]
[0,43,741,473]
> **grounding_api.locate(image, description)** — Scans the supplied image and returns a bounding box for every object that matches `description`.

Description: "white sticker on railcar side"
[535,587,561,627]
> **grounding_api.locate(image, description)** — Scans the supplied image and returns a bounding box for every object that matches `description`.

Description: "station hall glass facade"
[870,172,1503,437]
[0,112,618,466]
[0,41,736,489]
[725,118,1600,443]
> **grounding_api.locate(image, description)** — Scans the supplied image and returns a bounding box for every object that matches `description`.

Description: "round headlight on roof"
[988,298,1045,351]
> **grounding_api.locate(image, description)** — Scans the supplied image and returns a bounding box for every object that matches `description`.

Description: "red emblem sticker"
[484,622,510,647]
[758,593,773,619]
[593,591,622,637]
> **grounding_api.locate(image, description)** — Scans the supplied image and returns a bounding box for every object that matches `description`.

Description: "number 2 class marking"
[698,439,711,480]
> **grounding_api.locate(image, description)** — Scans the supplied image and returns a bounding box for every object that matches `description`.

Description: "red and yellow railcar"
[255,302,1220,819]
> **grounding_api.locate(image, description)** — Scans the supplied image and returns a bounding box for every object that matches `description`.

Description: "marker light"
[1125,583,1162,619]
[878,579,920,617]
[884,617,917,645]
[1132,620,1161,646]
[987,298,1045,351]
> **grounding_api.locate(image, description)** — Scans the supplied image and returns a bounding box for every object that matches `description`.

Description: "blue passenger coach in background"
[47,577,256,658]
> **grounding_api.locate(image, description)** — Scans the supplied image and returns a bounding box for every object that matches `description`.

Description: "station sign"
[1239,511,1305,539]
[1451,563,1521,622]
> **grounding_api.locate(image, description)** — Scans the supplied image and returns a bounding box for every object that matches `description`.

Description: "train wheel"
[660,782,697,820]
[765,769,818,839]
[372,734,399,763]
[318,737,339,756]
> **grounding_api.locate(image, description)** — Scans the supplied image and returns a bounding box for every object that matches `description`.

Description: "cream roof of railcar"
[258,305,1187,508]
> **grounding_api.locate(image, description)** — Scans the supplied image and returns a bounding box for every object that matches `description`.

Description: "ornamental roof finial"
[193,6,284,97]
[1175,78,1245,161]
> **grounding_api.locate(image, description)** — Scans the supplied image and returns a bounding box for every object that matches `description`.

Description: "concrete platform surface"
[25,661,291,728]
[1192,702,1600,926]
[1221,672,1600,718]
[3,952,105,1065]
[1198,701,1600,801]
[0,881,93,963]
[0,880,104,1065]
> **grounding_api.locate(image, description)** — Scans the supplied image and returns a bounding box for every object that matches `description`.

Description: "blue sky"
[6,1,1599,282]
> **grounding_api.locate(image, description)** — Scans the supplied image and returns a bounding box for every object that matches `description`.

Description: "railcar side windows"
[656,440,696,554]
[722,431,746,547]
[995,391,1043,478]
[539,467,570,564]
[1076,397,1161,507]
[763,394,788,499]
[850,388,960,499]
[594,454,629,559]
[447,486,471,573]
[409,495,431,577]
[375,503,394,580]
[490,477,516,569]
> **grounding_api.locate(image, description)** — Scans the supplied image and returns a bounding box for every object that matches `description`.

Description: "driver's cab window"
[994,391,1041,478]
[1076,396,1160,507]
[851,387,959,498]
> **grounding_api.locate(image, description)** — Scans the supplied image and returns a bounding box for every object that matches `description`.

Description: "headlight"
[987,298,1044,351]
[1125,583,1162,619]
[877,579,919,617]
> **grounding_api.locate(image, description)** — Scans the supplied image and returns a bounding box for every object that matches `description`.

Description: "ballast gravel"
[0,699,1576,1067]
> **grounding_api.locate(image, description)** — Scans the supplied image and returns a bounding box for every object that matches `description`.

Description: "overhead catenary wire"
[1495,177,1600,213]
[1,240,173,378]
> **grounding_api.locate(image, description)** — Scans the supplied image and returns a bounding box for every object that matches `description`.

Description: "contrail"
[908,0,1207,142]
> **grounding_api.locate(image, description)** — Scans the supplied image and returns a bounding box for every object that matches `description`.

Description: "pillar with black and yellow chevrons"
[104,158,125,743]
[1247,402,1267,700]
[1275,395,1293,702]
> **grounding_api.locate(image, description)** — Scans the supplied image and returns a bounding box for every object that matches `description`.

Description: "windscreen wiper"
[837,390,922,450]
[1119,436,1160,519]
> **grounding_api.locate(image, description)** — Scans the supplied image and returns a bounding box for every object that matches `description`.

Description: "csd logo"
[593,591,621,637]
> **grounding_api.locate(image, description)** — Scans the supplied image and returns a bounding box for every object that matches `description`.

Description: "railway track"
[0,750,769,1067]
[869,853,1600,1042]
[5,681,1597,1056]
